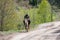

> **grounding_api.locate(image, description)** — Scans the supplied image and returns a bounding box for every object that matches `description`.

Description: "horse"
[23,19,30,32]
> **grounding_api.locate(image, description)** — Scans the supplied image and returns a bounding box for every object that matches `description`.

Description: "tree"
[37,0,53,23]
[48,0,60,8]
[29,0,41,6]
[0,0,18,31]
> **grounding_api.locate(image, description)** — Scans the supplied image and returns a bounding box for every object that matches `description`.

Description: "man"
[23,14,31,31]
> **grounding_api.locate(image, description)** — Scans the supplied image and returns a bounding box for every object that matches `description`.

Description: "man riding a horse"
[23,14,31,32]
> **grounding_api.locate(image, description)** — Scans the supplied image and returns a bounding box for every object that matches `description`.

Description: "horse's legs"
[24,19,29,32]
[28,24,30,29]
[25,24,27,30]
[26,25,28,32]
[25,24,28,32]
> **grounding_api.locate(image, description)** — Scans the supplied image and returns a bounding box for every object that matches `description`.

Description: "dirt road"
[1,21,60,40]
[9,21,60,40]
